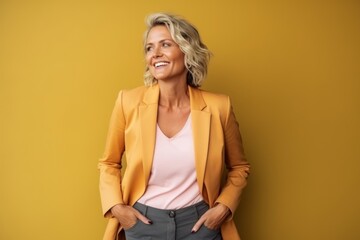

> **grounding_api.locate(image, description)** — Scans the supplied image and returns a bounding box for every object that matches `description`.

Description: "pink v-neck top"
[137,115,203,209]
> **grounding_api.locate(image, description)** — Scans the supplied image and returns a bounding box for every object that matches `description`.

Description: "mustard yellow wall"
[1,1,359,239]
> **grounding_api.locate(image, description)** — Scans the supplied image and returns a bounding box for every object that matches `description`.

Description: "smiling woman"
[98,13,250,240]
[145,25,187,85]
[143,13,211,87]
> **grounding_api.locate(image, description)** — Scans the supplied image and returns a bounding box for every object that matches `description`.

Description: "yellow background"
[1,1,359,239]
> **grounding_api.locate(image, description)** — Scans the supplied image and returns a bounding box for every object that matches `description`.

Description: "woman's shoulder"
[117,85,152,103]
[194,88,235,118]
[197,88,230,105]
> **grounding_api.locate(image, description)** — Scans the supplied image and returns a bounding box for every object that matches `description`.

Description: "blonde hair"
[143,13,211,87]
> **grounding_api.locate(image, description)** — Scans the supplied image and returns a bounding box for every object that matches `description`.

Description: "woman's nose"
[152,46,162,58]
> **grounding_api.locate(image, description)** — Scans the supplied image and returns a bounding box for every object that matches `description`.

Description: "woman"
[98,13,250,240]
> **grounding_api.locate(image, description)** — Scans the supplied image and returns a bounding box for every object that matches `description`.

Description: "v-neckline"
[157,114,191,140]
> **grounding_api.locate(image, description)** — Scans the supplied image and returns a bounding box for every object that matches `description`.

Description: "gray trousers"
[124,201,222,240]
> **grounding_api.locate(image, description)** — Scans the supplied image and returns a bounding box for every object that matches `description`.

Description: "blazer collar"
[188,86,207,111]
[142,84,160,105]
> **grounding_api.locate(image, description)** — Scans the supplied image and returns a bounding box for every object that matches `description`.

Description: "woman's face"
[145,25,187,83]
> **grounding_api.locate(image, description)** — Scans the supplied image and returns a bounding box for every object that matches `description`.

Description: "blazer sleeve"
[215,96,250,217]
[98,91,126,218]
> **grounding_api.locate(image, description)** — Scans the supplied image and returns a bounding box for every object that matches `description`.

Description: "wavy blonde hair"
[143,13,211,87]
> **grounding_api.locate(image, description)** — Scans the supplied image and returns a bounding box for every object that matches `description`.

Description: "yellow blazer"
[98,84,250,240]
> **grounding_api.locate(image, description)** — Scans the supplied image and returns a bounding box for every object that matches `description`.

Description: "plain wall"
[1,0,359,239]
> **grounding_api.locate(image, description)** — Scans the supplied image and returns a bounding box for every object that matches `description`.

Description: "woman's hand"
[191,203,230,232]
[111,204,152,230]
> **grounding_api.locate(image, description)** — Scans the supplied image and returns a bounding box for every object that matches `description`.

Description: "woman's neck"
[158,80,189,109]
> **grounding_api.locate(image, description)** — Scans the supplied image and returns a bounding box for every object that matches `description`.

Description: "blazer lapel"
[139,85,159,185]
[189,86,211,192]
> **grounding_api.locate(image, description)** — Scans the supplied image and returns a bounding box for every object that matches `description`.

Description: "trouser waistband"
[133,201,207,219]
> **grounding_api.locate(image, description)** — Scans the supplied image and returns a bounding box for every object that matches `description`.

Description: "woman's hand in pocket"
[111,204,152,230]
[191,203,230,232]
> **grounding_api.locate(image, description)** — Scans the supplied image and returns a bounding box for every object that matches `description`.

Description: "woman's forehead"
[146,25,173,44]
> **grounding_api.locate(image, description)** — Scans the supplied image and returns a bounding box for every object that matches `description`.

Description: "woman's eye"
[146,46,153,52]
[163,42,170,47]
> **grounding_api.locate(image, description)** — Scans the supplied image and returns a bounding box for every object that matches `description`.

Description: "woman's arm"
[98,91,126,218]
[215,96,250,217]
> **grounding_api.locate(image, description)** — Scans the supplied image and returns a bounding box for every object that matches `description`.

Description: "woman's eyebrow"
[146,39,174,45]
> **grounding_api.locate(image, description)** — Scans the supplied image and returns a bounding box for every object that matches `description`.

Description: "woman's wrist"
[215,203,231,218]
